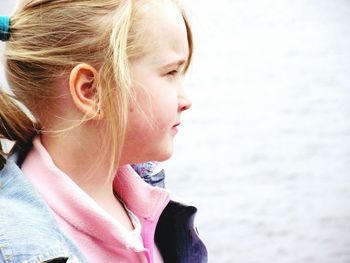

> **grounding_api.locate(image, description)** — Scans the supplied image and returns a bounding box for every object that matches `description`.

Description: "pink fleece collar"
[114,165,170,221]
[22,136,170,250]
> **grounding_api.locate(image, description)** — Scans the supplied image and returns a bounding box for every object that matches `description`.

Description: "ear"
[69,63,103,120]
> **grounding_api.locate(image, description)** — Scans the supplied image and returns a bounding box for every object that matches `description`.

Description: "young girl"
[0,1,207,262]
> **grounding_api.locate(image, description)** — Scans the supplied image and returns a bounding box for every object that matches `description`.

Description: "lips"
[171,122,180,134]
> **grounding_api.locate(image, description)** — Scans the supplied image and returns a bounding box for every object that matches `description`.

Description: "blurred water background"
[1,1,350,262]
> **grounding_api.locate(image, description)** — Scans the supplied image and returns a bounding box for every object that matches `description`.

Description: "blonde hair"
[0,0,193,175]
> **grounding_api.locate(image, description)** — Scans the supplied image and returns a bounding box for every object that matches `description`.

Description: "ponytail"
[0,88,38,169]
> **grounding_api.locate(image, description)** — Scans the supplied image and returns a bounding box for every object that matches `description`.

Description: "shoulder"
[0,159,54,225]
[0,160,86,263]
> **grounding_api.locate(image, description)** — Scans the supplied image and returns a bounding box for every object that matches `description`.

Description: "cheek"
[150,92,178,127]
[125,94,177,146]
[136,87,177,128]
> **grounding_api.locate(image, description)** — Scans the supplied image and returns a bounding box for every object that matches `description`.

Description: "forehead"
[138,1,189,64]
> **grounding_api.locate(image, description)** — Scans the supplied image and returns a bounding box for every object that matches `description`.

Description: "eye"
[167,70,179,76]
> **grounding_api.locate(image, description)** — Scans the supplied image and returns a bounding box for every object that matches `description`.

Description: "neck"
[40,129,115,205]
[38,132,136,231]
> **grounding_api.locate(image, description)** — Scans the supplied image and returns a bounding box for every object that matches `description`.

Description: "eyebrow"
[161,59,187,69]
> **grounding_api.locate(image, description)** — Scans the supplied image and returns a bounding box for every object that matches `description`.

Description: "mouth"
[172,122,181,134]
[172,122,181,128]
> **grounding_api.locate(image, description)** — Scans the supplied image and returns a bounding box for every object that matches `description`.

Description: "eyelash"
[168,70,177,75]
[168,70,179,76]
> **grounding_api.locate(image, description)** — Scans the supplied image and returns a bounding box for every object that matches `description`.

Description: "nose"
[178,87,192,112]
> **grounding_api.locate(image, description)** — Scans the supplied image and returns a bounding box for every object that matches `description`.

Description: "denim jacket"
[0,147,208,263]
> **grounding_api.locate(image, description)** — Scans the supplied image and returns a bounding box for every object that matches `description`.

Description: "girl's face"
[120,2,192,164]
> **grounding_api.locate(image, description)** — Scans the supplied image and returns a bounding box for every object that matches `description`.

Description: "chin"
[124,140,175,164]
[157,153,173,162]
[155,144,174,161]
